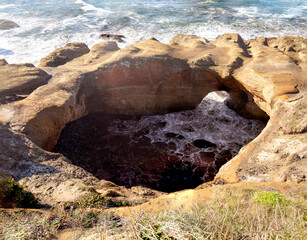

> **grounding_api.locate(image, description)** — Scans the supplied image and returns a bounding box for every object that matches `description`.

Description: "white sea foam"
[0,4,15,9]
[108,91,265,168]
[234,6,259,17]
[0,0,306,65]
[75,0,111,13]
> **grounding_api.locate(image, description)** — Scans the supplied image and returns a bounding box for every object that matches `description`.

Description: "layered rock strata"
[0,34,306,206]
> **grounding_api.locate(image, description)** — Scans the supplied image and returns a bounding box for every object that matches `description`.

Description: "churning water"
[53,92,266,191]
[0,0,306,65]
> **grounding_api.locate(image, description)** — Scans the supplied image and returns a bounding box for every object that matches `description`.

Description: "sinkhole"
[53,92,266,193]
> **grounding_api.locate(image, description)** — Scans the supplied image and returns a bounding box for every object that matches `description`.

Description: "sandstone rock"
[0,59,8,66]
[39,42,90,67]
[0,19,19,30]
[6,71,87,150]
[215,94,307,184]
[0,34,306,208]
[0,123,98,205]
[81,41,119,65]
[169,34,208,47]
[268,36,307,53]
[233,37,305,115]
[281,95,307,134]
[0,63,50,104]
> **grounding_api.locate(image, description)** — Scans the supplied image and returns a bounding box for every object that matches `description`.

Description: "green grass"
[254,191,287,207]
[63,193,129,210]
[0,187,306,239]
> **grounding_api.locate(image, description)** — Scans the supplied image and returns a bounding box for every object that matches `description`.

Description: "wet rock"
[193,139,217,148]
[100,33,125,42]
[165,132,185,139]
[168,142,177,150]
[215,150,233,169]
[200,152,215,163]
[0,19,19,30]
[158,161,205,192]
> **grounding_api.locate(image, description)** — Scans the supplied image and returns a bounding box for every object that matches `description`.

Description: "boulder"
[0,59,8,66]
[6,71,87,150]
[0,63,50,104]
[100,33,125,42]
[39,42,90,67]
[0,19,19,30]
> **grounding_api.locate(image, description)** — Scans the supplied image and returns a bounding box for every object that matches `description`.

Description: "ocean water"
[0,0,306,65]
[108,91,265,174]
[53,91,265,188]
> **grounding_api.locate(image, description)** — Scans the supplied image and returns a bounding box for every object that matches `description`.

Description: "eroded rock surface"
[215,94,307,184]
[0,62,50,104]
[39,43,90,67]
[0,34,306,206]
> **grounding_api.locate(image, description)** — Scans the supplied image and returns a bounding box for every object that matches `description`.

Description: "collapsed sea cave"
[53,91,266,193]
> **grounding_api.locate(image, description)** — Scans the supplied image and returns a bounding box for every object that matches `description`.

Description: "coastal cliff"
[0,33,306,209]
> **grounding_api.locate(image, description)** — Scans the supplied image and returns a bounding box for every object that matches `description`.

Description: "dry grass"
[0,187,306,240]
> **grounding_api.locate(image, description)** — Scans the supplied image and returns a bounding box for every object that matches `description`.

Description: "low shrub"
[81,212,98,228]
[74,193,129,209]
[0,178,40,208]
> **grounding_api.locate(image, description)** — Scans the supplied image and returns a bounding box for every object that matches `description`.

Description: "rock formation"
[0,33,306,206]
[0,61,50,104]
[0,19,19,30]
[39,43,90,67]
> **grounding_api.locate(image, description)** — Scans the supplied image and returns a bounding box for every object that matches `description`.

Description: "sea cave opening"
[52,91,267,193]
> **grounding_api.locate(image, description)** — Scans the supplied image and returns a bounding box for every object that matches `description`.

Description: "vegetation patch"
[0,187,306,239]
[0,178,40,208]
[253,191,287,207]
[70,193,129,209]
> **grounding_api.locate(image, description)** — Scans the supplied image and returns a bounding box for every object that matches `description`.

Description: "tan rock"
[0,63,50,104]
[0,34,306,208]
[72,41,120,65]
[0,59,8,66]
[39,42,90,67]
[7,71,87,150]
[233,37,305,115]
[215,94,307,184]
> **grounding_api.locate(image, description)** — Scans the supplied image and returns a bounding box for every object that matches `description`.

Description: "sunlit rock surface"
[0,34,306,206]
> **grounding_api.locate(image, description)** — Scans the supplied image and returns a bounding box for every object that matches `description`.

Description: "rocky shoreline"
[0,33,306,209]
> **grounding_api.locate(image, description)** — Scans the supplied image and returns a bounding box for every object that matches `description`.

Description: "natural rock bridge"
[0,33,306,205]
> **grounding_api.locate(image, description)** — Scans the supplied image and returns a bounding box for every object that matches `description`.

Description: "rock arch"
[0,34,305,204]
[3,34,271,151]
